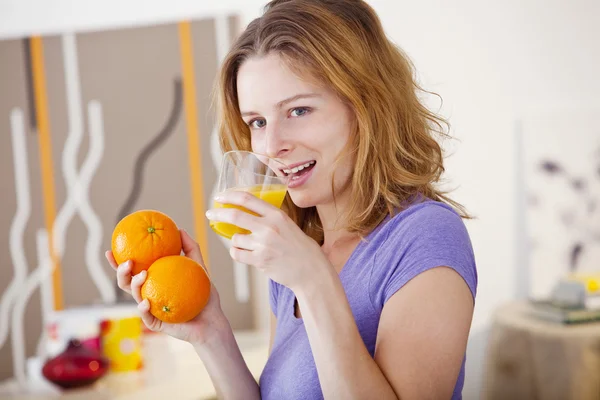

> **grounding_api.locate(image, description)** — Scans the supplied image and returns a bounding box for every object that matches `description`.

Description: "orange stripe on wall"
[178,22,211,274]
[30,37,64,311]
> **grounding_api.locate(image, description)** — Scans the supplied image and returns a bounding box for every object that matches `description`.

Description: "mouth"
[281,160,316,181]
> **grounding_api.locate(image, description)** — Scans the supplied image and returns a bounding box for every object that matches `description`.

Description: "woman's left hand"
[206,190,329,291]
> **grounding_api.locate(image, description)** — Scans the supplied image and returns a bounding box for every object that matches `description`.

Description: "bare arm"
[193,319,261,400]
[296,265,473,399]
[375,267,473,399]
[197,308,277,399]
[109,231,260,400]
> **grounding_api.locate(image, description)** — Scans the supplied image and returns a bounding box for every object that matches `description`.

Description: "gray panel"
[0,38,44,381]
[0,14,251,383]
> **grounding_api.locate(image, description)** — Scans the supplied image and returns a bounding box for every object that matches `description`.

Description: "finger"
[181,229,205,266]
[231,233,256,251]
[230,246,255,266]
[138,299,163,332]
[130,270,147,303]
[116,260,132,293]
[214,190,278,216]
[206,207,262,233]
[105,251,118,270]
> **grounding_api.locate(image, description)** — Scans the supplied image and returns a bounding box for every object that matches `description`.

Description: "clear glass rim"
[222,150,290,183]
[223,150,289,169]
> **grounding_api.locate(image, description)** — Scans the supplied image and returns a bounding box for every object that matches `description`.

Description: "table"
[0,330,269,400]
[482,301,600,400]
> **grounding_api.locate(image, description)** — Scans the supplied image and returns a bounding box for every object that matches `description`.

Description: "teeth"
[283,161,315,175]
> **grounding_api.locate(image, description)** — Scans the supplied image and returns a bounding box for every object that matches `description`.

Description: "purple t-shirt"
[259,199,477,399]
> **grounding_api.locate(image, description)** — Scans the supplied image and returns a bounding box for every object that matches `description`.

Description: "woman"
[107,0,477,398]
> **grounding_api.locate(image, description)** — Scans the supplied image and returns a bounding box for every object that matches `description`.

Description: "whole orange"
[111,210,182,275]
[141,255,211,323]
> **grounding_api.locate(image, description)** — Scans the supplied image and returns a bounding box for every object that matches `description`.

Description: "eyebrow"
[240,93,321,117]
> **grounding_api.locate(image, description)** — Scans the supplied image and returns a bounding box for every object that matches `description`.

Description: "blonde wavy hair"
[214,0,469,243]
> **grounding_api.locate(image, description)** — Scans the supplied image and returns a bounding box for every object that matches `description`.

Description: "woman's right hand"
[105,229,227,346]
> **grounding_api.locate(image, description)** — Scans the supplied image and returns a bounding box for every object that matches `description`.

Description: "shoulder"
[366,199,473,256]
[381,198,467,239]
[367,199,478,307]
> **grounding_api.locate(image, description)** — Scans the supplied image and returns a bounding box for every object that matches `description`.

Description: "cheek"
[331,147,355,187]
[250,136,264,153]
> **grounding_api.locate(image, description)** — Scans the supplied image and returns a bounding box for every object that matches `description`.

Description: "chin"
[288,190,319,209]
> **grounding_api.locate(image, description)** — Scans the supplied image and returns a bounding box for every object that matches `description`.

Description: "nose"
[264,124,290,159]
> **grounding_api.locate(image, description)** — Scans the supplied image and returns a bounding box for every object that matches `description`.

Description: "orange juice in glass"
[210,151,289,239]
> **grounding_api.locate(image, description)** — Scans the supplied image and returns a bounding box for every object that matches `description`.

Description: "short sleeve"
[268,278,280,316]
[369,202,477,309]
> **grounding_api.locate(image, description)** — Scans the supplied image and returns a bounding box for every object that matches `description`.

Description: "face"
[236,53,354,209]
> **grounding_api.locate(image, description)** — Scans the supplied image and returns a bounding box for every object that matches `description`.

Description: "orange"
[111,210,182,275]
[141,255,211,323]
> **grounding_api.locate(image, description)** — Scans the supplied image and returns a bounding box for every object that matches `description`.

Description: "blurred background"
[0,0,598,399]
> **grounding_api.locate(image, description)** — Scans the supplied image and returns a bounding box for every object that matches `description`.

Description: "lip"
[287,164,315,189]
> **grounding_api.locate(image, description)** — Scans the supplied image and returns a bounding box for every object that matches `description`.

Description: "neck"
[316,195,358,252]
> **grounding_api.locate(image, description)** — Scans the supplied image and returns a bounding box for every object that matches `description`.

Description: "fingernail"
[214,194,224,202]
[205,210,215,219]
[122,261,131,270]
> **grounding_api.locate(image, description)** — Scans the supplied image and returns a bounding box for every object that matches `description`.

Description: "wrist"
[293,258,339,302]
[190,308,232,349]
[192,319,240,368]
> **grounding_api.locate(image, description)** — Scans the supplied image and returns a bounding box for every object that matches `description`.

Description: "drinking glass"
[209,151,290,239]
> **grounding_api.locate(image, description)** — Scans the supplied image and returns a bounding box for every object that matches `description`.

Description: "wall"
[366,0,600,397]
[1,0,598,397]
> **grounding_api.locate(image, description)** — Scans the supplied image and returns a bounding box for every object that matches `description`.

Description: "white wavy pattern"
[83,101,114,302]
[5,34,115,385]
[37,254,54,360]
[53,33,114,303]
[12,229,51,387]
[0,109,31,353]
[211,15,250,303]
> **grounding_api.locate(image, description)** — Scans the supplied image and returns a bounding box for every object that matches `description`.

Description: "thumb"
[180,229,206,267]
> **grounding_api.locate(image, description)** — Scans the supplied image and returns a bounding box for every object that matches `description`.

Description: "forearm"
[193,316,260,400]
[295,268,397,400]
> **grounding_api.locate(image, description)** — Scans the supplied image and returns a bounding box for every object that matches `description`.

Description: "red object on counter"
[42,338,109,389]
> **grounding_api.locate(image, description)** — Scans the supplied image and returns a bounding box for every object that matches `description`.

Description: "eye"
[248,118,266,129]
[290,107,311,117]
